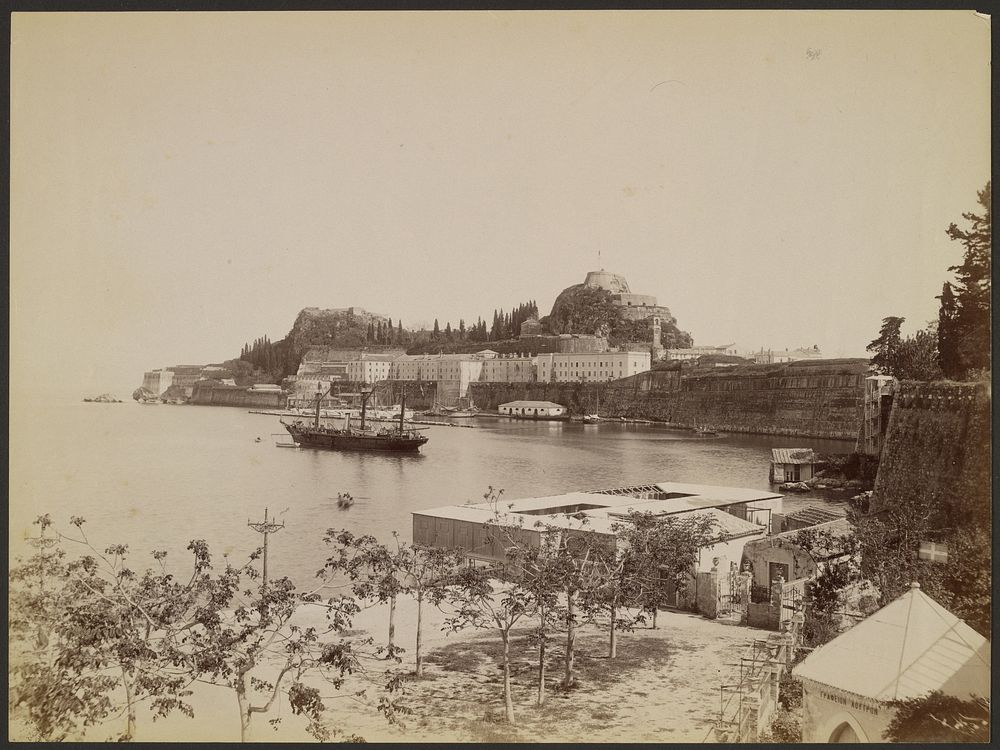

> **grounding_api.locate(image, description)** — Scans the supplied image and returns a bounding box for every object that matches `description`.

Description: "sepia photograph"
[8,8,992,743]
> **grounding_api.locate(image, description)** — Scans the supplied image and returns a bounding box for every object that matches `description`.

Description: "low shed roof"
[499,401,565,408]
[771,448,819,465]
[782,506,844,527]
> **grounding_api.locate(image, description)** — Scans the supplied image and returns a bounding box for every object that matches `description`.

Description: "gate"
[778,578,808,627]
[718,564,751,620]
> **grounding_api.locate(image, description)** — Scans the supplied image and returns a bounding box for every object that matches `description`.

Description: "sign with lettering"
[816,687,881,716]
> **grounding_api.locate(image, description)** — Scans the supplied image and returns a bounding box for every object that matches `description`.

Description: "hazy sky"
[10,10,991,397]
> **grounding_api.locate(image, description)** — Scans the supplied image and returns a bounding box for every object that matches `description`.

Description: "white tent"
[793,582,990,702]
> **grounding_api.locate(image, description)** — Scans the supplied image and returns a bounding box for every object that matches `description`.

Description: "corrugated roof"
[771,448,819,465]
[784,506,845,527]
[792,583,991,702]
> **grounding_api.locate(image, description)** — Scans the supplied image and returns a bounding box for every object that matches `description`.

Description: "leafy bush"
[884,692,989,742]
[759,709,801,743]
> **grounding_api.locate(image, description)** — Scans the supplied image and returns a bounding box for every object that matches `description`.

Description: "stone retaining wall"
[469,359,868,440]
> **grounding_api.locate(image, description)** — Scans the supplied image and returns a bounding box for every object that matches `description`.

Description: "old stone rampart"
[469,359,868,440]
[189,384,288,409]
[871,380,991,518]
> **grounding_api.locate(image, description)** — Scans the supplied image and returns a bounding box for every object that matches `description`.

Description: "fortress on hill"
[580,269,676,321]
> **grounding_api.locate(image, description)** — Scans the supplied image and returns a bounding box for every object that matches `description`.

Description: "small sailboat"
[583,391,602,423]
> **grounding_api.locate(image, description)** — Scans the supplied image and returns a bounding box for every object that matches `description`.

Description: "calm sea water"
[9,399,853,586]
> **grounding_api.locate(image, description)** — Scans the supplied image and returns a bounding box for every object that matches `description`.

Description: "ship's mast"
[399,390,406,433]
[314,383,333,428]
[360,389,371,430]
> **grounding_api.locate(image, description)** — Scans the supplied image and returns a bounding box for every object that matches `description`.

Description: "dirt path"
[326,603,766,743]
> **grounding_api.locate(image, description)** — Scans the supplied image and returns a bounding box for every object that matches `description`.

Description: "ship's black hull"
[283,423,428,452]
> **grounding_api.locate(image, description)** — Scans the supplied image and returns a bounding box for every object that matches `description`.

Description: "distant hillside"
[239,307,404,381]
[542,285,693,348]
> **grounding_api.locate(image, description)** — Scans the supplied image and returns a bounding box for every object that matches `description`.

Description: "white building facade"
[536,351,650,382]
[347,356,397,384]
[479,356,536,383]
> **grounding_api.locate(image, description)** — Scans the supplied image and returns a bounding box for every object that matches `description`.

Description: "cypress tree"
[937,282,960,378]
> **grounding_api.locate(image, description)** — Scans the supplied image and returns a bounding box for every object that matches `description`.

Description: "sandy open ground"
[10,592,764,742]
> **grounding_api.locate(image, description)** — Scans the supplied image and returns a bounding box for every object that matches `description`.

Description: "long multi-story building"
[665,345,739,361]
[390,352,497,403]
[347,354,397,384]
[479,355,536,383]
[535,351,650,382]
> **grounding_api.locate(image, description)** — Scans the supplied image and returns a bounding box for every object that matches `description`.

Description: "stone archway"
[816,709,876,744]
[829,721,860,743]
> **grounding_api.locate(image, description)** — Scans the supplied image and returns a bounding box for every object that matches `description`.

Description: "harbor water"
[9,399,854,587]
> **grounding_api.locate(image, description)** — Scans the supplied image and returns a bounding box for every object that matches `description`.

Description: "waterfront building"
[792,582,990,743]
[412,482,781,599]
[479,354,536,383]
[536,350,650,382]
[390,352,495,404]
[143,364,230,397]
[860,375,897,456]
[297,347,405,381]
[769,448,820,483]
[347,354,398,384]
[286,381,342,411]
[497,400,567,419]
[142,369,174,395]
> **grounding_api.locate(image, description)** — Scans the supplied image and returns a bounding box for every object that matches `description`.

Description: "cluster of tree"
[847,486,990,637]
[867,181,991,382]
[856,184,992,643]
[8,515,405,742]
[239,336,297,381]
[866,317,943,382]
[324,488,718,726]
[365,318,405,346]
[793,527,863,648]
[542,285,620,336]
[938,182,991,379]
[605,316,693,350]
[427,301,540,344]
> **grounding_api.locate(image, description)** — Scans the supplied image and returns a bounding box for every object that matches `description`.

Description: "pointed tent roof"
[792,583,990,702]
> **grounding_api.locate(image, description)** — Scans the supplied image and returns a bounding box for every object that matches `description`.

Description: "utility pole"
[248,508,284,588]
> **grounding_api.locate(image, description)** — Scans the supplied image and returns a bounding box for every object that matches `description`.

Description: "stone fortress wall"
[470,358,869,440]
